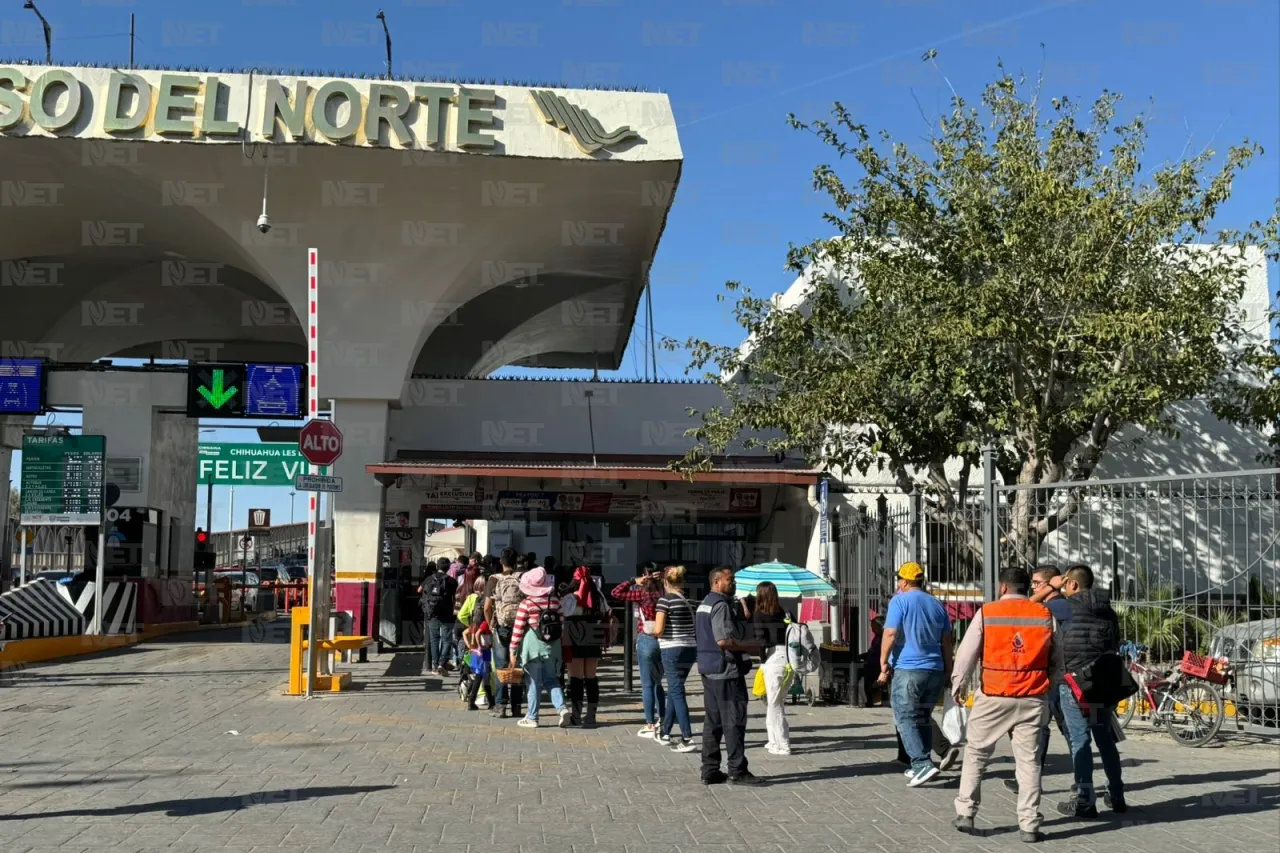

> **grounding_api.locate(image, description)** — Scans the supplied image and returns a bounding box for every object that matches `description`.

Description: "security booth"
[362,453,826,646]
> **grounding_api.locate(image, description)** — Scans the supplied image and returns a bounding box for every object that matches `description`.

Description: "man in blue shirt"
[879,561,954,787]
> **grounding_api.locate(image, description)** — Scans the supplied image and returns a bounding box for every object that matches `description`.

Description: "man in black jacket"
[1041,564,1127,817]
[419,557,458,677]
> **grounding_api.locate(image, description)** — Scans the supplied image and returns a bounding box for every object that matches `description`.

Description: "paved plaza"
[1,623,1277,852]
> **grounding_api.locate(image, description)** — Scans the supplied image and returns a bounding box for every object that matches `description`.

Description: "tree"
[676,58,1280,570]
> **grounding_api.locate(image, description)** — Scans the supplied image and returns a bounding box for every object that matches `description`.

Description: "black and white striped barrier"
[56,582,139,636]
[0,579,87,640]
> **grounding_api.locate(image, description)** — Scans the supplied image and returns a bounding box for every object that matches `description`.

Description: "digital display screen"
[244,363,305,418]
[0,358,45,414]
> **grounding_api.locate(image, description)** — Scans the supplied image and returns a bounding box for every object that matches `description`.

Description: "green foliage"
[675,57,1280,567]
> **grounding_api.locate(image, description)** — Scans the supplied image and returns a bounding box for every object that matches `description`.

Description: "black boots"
[568,676,585,725]
[583,677,600,727]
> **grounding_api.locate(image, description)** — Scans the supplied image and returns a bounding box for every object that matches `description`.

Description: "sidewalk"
[0,624,1276,852]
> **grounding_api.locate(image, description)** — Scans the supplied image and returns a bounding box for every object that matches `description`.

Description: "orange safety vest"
[980,598,1054,698]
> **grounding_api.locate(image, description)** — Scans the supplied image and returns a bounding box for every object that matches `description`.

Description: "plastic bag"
[941,692,969,745]
[753,666,767,698]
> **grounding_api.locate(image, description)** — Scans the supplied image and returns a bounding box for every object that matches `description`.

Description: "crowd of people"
[877,560,1129,843]
[417,550,1131,838]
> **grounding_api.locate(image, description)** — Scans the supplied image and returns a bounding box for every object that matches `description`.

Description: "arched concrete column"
[328,399,391,639]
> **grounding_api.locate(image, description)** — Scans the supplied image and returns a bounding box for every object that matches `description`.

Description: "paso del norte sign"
[0,66,643,154]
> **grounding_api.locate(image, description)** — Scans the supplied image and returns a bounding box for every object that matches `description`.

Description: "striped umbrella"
[732,561,837,599]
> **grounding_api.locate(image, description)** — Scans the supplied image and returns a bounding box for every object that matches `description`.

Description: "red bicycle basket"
[1180,651,1229,685]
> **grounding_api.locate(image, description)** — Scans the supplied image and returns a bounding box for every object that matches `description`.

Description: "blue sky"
[5,0,1278,530]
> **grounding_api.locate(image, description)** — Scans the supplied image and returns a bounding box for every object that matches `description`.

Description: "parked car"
[256,565,285,586]
[1208,617,1280,727]
[213,569,262,611]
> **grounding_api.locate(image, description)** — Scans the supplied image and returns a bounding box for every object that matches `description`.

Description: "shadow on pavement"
[1123,766,1280,794]
[761,759,905,784]
[1,771,192,790]
[0,784,396,821]
[1045,783,1280,840]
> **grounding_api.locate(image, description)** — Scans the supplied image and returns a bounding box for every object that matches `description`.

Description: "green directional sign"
[187,363,247,418]
[197,368,238,409]
[198,443,328,487]
[185,362,305,420]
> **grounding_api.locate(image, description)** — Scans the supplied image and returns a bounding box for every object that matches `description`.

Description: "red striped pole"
[304,248,319,697]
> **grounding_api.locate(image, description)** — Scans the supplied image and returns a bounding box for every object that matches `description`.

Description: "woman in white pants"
[751,582,792,755]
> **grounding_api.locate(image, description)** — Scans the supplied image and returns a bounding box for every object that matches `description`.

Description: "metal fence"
[836,494,988,658]
[210,523,310,567]
[835,467,1280,733]
[993,468,1280,733]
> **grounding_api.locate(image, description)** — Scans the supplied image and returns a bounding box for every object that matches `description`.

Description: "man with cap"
[878,561,954,787]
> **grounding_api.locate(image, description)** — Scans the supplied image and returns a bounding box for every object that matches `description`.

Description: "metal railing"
[993,468,1280,734]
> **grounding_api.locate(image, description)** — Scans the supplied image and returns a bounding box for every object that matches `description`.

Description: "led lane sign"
[244,363,304,418]
[186,362,305,420]
[0,358,46,414]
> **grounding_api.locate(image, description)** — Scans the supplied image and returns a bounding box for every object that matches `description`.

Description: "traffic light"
[194,528,215,570]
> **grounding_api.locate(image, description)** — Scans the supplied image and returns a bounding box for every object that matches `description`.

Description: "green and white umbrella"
[732,561,837,599]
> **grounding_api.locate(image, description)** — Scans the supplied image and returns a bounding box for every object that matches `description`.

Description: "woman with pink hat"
[508,566,571,728]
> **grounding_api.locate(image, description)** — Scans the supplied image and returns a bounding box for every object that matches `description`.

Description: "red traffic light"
[195,529,209,545]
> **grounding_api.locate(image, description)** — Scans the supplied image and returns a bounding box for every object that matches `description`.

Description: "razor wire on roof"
[0,57,653,93]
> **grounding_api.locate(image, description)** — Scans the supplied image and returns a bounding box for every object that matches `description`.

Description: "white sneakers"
[907,764,941,787]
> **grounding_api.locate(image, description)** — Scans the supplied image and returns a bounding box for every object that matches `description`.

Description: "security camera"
[256,212,272,234]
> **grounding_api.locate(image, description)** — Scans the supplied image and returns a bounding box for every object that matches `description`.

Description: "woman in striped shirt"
[508,566,571,728]
[653,565,699,752]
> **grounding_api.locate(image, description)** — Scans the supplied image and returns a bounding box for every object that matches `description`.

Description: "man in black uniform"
[695,567,763,786]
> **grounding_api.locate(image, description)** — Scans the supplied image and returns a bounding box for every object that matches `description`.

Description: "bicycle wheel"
[1164,681,1225,747]
[1117,693,1138,729]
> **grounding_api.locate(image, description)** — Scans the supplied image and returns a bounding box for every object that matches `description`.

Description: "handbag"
[753,666,767,699]
[1070,651,1138,708]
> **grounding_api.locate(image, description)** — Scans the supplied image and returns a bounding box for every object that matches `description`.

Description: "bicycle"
[1117,641,1229,747]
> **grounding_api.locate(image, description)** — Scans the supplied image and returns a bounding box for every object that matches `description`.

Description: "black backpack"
[535,603,562,643]
[420,574,448,615]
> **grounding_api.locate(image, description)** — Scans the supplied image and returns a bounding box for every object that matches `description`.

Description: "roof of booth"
[368,453,823,485]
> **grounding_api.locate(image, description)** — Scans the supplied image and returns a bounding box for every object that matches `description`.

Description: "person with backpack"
[508,566,570,728]
[420,557,458,676]
[751,582,794,756]
[484,549,525,719]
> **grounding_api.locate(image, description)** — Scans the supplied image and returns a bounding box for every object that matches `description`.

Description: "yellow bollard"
[287,606,310,696]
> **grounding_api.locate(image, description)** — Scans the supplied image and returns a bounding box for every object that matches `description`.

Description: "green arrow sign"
[197,368,238,409]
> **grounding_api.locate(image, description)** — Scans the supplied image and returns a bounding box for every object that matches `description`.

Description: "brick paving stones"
[1,624,1277,852]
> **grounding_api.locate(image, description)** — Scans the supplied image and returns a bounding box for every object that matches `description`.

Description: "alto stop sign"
[299,420,343,466]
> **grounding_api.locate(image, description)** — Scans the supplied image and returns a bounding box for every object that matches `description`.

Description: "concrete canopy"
[0,64,682,398]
